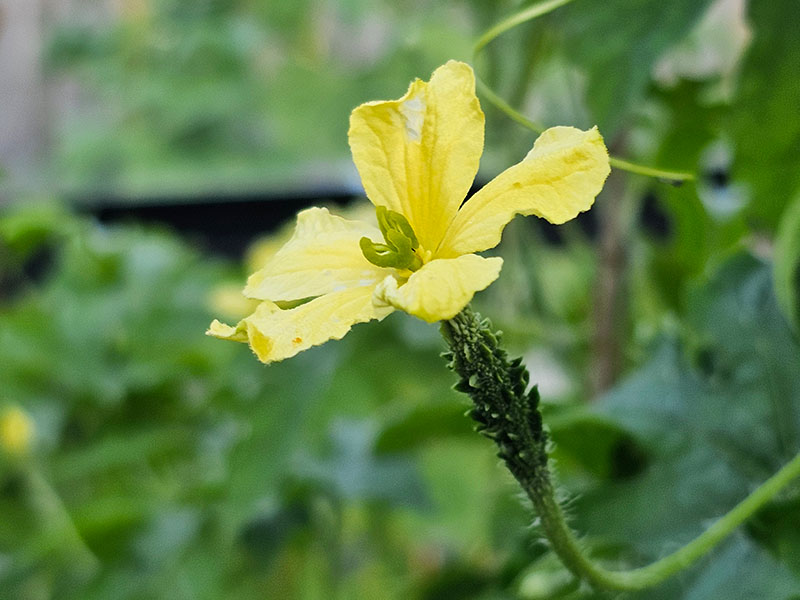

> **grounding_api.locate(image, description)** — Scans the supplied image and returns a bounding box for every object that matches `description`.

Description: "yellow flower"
[208,61,610,363]
[0,406,34,455]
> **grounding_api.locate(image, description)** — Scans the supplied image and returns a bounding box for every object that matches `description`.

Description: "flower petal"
[244,207,388,302]
[208,286,394,364]
[207,317,250,343]
[438,126,610,257]
[374,254,503,323]
[348,60,484,252]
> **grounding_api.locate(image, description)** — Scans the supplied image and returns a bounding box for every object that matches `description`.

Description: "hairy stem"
[441,306,800,591]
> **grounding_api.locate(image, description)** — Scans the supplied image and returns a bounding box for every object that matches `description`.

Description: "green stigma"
[360,206,423,271]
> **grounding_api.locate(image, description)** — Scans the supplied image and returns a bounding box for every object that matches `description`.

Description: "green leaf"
[238,499,310,565]
[297,420,430,508]
[374,403,473,454]
[729,2,800,229]
[547,410,648,480]
[556,0,714,136]
[52,428,189,483]
[774,192,800,334]
[747,491,800,576]
[571,252,800,595]
[681,535,800,600]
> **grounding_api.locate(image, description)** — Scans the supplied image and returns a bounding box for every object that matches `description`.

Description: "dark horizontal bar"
[75,183,601,258]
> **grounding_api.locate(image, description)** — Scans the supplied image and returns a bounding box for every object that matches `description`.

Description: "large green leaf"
[568,253,800,596]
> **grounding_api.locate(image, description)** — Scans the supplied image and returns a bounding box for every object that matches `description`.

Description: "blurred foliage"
[0,203,529,599]
[2,200,799,599]
[572,254,800,599]
[1,0,798,598]
[45,0,478,196]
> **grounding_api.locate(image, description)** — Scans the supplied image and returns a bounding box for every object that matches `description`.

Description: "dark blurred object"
[82,188,357,257]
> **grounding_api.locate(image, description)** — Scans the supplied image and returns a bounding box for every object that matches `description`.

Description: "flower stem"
[441,306,800,591]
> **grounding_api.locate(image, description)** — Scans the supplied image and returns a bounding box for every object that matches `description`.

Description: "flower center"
[360,206,424,271]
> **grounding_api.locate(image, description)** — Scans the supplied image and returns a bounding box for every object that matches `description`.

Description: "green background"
[2,0,800,598]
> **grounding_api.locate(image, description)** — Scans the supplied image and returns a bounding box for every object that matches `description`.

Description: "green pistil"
[360,206,423,271]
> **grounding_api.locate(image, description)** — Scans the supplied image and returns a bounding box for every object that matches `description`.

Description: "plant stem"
[441,306,800,591]
[590,170,627,396]
[473,0,577,57]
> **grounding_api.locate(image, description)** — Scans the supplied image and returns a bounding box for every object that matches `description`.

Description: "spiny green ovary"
[441,307,549,487]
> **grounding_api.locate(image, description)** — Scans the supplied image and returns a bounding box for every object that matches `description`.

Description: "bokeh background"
[1,0,800,599]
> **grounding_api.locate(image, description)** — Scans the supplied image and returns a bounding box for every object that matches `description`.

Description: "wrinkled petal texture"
[438,126,610,257]
[348,60,484,252]
[244,207,387,302]
[208,287,394,364]
[374,254,503,323]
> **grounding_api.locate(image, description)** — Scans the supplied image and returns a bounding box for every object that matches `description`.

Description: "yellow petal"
[438,126,610,257]
[374,254,503,323]
[207,318,250,342]
[216,286,393,364]
[244,207,388,302]
[348,61,484,252]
